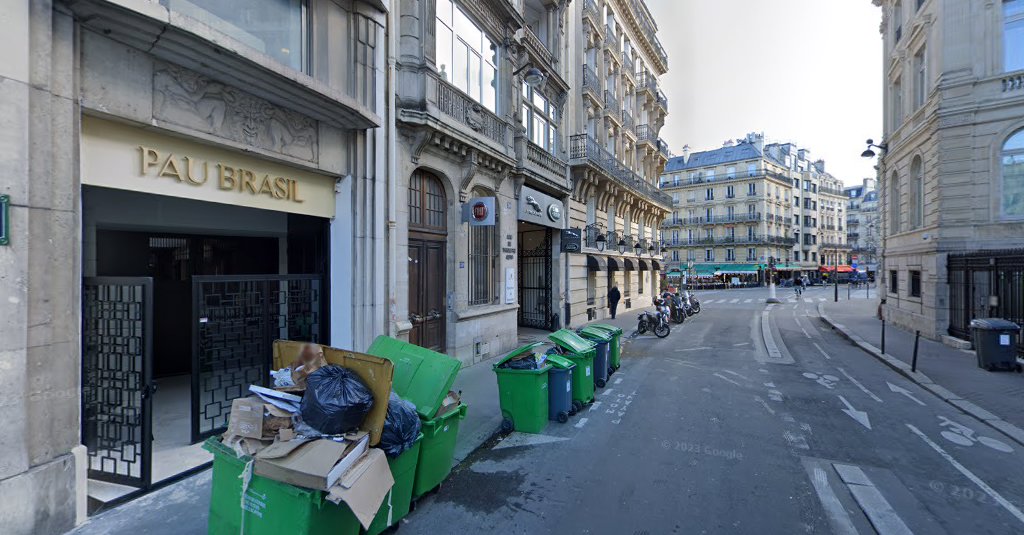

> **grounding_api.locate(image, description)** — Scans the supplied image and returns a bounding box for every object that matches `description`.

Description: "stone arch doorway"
[407,169,448,351]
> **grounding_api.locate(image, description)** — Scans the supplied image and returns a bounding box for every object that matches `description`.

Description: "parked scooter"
[683,289,701,315]
[665,292,686,324]
[636,298,671,338]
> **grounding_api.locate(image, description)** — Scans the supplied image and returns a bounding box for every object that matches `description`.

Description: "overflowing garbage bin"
[589,324,623,372]
[545,355,576,423]
[366,336,468,500]
[550,329,606,388]
[970,318,1022,372]
[547,330,596,411]
[578,326,614,378]
[493,342,554,434]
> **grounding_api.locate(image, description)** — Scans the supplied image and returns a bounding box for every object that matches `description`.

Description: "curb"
[816,302,1024,448]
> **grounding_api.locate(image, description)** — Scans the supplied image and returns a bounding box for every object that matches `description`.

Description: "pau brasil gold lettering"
[139,146,304,203]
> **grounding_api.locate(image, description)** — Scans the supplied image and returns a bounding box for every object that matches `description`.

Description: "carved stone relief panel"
[153,62,319,162]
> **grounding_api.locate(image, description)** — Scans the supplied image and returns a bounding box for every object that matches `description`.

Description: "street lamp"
[617,239,627,255]
[513,63,547,88]
[648,243,656,256]
[595,232,606,252]
[634,241,643,257]
[861,139,888,159]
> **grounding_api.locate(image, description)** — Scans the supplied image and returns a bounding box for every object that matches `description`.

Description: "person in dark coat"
[608,286,621,319]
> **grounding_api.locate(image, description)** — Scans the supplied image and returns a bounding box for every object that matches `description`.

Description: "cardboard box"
[434,390,462,419]
[226,396,294,440]
[327,448,395,530]
[273,341,395,446]
[253,433,370,491]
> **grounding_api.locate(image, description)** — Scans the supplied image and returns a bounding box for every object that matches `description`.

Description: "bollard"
[912,330,921,373]
[881,319,886,354]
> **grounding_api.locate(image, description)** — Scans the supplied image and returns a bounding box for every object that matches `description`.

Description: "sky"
[645,0,883,186]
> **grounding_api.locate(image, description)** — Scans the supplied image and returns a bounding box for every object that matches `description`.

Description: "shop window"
[910,270,921,297]
[468,187,497,306]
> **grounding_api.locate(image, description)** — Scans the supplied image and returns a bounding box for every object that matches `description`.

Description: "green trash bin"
[493,342,554,434]
[204,437,361,535]
[413,403,468,499]
[366,336,461,420]
[547,330,596,410]
[365,432,424,535]
[590,324,623,371]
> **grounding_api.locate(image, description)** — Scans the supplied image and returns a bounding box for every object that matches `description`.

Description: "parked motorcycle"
[684,290,701,314]
[667,293,686,324]
[636,299,671,338]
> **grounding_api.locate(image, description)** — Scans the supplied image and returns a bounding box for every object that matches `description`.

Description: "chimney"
[681,144,690,164]
[745,132,764,153]
[723,140,734,147]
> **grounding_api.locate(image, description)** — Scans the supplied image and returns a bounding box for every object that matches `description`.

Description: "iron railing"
[604,90,620,117]
[569,134,672,207]
[435,77,508,145]
[636,124,656,144]
[948,249,1024,356]
[582,64,601,102]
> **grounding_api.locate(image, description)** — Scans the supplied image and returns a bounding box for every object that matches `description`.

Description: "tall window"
[727,185,735,198]
[892,77,903,129]
[727,166,736,179]
[913,47,927,109]
[889,171,901,233]
[1002,129,1024,218]
[748,247,756,261]
[436,0,498,112]
[468,187,497,305]
[587,271,596,305]
[1006,0,1024,72]
[910,270,922,297]
[409,170,447,230]
[890,270,899,294]
[522,83,558,153]
[638,271,644,294]
[705,249,714,261]
[747,164,757,177]
[910,156,924,228]
[706,187,715,200]
[894,1,903,42]
[624,271,631,297]
[726,249,735,261]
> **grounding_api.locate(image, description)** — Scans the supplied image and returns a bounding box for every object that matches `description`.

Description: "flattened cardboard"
[434,390,462,419]
[273,340,395,446]
[254,438,348,490]
[326,448,395,530]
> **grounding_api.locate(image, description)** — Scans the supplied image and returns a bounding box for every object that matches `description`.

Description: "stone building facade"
[1,0,388,531]
[873,0,1024,342]
[564,0,671,326]
[660,134,849,283]
[844,178,881,274]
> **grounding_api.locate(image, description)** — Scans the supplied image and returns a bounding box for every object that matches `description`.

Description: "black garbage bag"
[300,365,374,435]
[379,391,422,458]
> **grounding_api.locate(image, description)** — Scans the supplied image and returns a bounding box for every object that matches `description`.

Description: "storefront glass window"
[161,0,307,72]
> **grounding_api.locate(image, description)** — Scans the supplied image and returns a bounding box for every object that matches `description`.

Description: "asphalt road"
[401,285,1024,535]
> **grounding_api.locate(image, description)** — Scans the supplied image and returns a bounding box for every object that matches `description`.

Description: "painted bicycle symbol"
[802,372,840,390]
[938,416,1014,453]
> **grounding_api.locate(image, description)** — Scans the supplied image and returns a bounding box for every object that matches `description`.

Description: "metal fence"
[948,249,1024,356]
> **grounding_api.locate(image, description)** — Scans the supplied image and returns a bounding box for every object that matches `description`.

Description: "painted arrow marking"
[838,395,872,430]
[887,382,926,406]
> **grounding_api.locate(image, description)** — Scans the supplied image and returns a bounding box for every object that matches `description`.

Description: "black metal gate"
[948,249,1024,356]
[82,277,154,488]
[192,275,322,442]
[519,229,553,329]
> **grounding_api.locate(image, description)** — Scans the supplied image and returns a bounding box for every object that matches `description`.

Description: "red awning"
[819,265,854,273]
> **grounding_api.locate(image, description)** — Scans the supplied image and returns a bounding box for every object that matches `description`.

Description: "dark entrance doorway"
[518,225,553,329]
[407,170,448,351]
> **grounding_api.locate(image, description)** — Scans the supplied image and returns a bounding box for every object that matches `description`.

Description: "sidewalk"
[818,298,1024,445]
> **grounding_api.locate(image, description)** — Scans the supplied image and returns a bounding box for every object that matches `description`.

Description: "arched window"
[1003,129,1024,218]
[910,156,924,228]
[889,171,901,233]
[409,170,447,232]
[468,186,497,306]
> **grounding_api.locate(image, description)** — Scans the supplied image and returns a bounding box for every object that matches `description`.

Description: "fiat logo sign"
[472,201,489,221]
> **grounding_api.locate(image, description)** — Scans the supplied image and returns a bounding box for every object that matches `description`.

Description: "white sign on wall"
[505,268,516,304]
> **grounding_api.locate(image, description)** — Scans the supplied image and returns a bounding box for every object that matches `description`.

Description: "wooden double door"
[408,236,446,351]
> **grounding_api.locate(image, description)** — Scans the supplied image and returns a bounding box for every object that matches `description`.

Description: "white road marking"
[812,342,832,360]
[734,342,750,346]
[602,388,614,396]
[819,298,826,302]
[809,466,859,535]
[493,433,571,450]
[713,373,743,387]
[794,316,812,338]
[574,417,589,428]
[589,401,602,411]
[833,464,914,535]
[675,346,712,352]
[744,299,753,303]
[837,367,884,403]
[838,395,872,430]
[730,298,740,303]
[614,377,623,385]
[783,430,810,450]
[754,396,775,415]
[723,370,750,380]
[907,423,1024,526]
[887,382,926,406]
[764,382,776,388]
[768,389,783,402]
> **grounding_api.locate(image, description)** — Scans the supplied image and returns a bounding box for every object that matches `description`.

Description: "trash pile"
[206,337,466,535]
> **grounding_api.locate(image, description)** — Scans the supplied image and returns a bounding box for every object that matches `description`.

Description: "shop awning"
[637,259,649,271]
[693,264,718,276]
[651,260,662,271]
[773,264,801,271]
[586,255,607,272]
[714,263,761,275]
[665,270,683,278]
[819,265,855,273]
[607,257,622,271]
[623,258,636,271]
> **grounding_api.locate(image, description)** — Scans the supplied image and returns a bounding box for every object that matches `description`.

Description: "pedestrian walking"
[794,276,804,296]
[608,286,621,319]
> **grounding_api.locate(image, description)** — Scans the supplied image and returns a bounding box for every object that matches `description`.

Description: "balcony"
[569,134,672,208]
[661,218,684,228]
[636,124,657,148]
[434,77,510,146]
[622,55,635,80]
[522,25,554,66]
[583,0,603,36]
[622,109,635,134]
[821,242,853,250]
[582,64,602,106]
[819,186,844,197]
[604,30,620,61]
[522,140,568,184]
[637,71,658,101]
[624,0,668,69]
[656,89,669,113]
[604,90,621,122]
[657,138,670,159]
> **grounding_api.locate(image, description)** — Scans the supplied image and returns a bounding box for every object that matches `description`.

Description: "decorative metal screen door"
[81,277,154,488]
[518,228,552,329]
[192,275,321,442]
